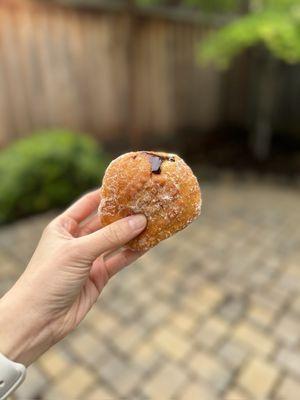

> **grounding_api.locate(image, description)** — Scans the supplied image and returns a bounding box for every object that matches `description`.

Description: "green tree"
[134,0,300,159]
[200,0,300,67]
[200,0,300,159]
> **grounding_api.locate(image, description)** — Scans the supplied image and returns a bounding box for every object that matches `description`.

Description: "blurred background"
[0,0,300,399]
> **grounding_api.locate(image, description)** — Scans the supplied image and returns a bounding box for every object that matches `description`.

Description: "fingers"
[60,189,101,223]
[89,248,146,292]
[76,214,147,259]
[78,214,102,236]
[104,248,146,278]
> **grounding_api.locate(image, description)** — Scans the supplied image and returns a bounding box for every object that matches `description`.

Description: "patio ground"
[1,180,300,399]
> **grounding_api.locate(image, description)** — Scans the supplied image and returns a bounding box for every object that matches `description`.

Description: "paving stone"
[248,304,275,329]
[113,299,141,321]
[168,310,198,334]
[132,342,162,371]
[85,386,115,400]
[250,290,284,315]
[0,253,22,278]
[152,327,191,360]
[196,316,230,350]
[267,285,291,305]
[39,349,72,378]
[290,295,300,316]
[133,287,155,305]
[276,348,300,378]
[83,304,108,325]
[53,365,96,398]
[68,330,108,365]
[104,293,140,321]
[113,364,145,396]
[218,296,246,323]
[248,267,275,287]
[196,284,224,310]
[179,382,217,400]
[100,353,145,396]
[181,283,224,317]
[0,213,55,263]
[15,365,47,400]
[137,302,172,329]
[143,363,188,398]
[276,376,300,400]
[232,322,275,356]
[276,264,300,292]
[238,358,279,398]
[274,314,300,346]
[180,295,211,317]
[111,324,146,354]
[0,279,14,296]
[189,351,232,393]
[1,182,300,399]
[181,270,207,293]
[219,339,249,369]
[43,387,66,400]
[85,307,119,337]
[224,386,251,399]
[220,276,247,296]
[120,270,145,292]
[99,354,128,386]
[153,277,177,298]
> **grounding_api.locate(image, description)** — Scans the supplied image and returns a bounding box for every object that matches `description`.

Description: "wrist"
[0,287,54,366]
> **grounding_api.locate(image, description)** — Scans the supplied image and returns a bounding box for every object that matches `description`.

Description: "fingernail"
[128,214,147,232]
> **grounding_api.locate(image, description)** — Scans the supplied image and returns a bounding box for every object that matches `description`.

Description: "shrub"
[0,130,109,224]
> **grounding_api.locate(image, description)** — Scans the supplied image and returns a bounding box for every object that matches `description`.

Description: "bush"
[0,130,109,224]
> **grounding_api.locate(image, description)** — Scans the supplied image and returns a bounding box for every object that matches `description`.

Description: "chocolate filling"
[144,152,175,174]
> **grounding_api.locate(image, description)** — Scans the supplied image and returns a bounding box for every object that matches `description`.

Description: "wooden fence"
[0,0,299,149]
[0,0,223,147]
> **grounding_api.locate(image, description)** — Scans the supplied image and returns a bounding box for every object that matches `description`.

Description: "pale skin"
[0,190,147,366]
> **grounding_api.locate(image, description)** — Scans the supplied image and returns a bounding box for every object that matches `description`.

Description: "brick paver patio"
[1,181,300,399]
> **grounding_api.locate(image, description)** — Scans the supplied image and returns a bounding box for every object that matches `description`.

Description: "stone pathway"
[1,181,300,399]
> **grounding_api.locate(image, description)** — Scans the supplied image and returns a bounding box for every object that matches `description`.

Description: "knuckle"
[61,216,77,233]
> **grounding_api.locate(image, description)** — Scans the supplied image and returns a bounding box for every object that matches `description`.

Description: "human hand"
[0,190,147,366]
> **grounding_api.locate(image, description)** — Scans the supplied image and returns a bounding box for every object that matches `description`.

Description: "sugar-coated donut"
[98,151,201,251]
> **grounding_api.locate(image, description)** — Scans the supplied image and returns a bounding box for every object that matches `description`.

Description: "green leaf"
[199,1,300,67]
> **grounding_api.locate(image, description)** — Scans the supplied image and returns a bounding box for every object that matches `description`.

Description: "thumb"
[75,214,147,259]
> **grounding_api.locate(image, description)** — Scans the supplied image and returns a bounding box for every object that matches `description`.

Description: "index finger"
[61,189,101,223]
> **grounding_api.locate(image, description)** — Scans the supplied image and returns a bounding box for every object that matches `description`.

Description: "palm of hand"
[19,190,146,342]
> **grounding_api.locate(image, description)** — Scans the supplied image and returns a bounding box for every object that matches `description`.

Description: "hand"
[0,190,147,366]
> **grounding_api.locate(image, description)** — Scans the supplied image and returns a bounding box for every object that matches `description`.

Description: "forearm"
[0,287,53,366]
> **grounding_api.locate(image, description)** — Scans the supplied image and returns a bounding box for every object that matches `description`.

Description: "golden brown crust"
[98,151,201,251]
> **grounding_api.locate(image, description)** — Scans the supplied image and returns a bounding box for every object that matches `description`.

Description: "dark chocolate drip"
[144,152,175,174]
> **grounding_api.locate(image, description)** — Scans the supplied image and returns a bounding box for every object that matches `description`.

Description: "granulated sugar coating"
[98,151,201,251]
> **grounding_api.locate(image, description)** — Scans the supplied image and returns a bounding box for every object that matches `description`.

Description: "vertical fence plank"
[0,0,224,147]
[0,6,31,139]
